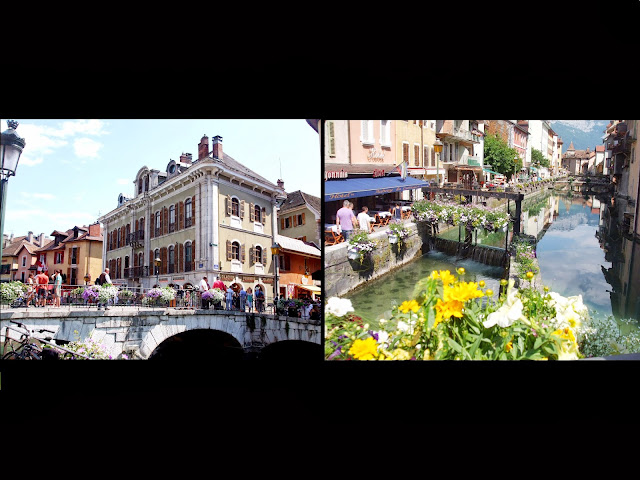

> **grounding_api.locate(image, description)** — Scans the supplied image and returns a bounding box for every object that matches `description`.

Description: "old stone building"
[97,134,287,301]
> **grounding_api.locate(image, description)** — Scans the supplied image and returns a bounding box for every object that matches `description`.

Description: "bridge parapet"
[1,308,321,359]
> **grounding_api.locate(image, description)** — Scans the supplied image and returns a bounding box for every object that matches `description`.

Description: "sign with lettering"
[172,276,185,281]
[372,168,385,178]
[367,148,385,162]
[325,170,348,181]
[242,276,254,283]
[221,274,235,282]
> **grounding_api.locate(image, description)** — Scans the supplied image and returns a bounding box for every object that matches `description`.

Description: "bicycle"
[2,320,91,360]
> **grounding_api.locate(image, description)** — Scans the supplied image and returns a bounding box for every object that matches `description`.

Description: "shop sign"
[367,148,385,162]
[242,276,254,283]
[173,276,185,281]
[372,168,385,178]
[325,170,348,181]
[221,274,235,282]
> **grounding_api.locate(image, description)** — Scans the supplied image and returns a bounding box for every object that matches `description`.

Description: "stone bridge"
[1,307,322,360]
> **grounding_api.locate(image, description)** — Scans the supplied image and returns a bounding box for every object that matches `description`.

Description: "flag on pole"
[394,161,408,181]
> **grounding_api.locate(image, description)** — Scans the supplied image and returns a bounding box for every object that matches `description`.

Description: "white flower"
[325,297,354,317]
[483,280,525,328]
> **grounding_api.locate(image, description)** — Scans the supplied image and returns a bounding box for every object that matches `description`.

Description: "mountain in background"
[549,120,610,151]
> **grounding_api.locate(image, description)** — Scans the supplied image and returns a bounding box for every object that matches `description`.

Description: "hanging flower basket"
[347,247,360,260]
[388,234,398,244]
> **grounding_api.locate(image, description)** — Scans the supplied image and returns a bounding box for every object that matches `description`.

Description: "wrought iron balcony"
[126,230,145,248]
[124,265,149,278]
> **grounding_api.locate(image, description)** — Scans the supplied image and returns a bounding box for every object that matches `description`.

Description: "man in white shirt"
[357,206,374,233]
[199,276,210,309]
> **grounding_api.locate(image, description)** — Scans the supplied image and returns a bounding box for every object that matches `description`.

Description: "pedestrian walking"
[255,286,265,313]
[225,286,234,310]
[357,206,374,233]
[53,269,62,308]
[239,285,247,312]
[36,270,49,307]
[26,273,35,308]
[336,199,356,241]
[246,287,253,313]
[199,276,210,309]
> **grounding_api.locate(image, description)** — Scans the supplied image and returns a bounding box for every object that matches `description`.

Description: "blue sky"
[1,119,320,240]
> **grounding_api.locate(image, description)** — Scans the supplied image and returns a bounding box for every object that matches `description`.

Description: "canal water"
[343,250,504,329]
[343,190,638,332]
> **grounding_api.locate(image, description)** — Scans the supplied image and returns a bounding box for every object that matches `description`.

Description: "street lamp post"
[154,257,161,287]
[270,242,281,312]
[1,120,26,262]
[433,139,443,188]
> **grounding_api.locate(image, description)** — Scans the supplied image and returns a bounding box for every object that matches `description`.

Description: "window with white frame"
[380,120,391,147]
[361,120,374,145]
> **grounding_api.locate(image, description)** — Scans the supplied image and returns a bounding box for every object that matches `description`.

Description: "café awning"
[324,176,430,201]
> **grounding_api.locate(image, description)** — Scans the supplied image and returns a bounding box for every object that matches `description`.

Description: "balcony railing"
[126,230,145,248]
[124,266,149,278]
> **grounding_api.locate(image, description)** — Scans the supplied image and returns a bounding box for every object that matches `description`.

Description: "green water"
[343,250,504,329]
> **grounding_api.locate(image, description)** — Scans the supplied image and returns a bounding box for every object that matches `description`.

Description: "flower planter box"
[388,235,398,244]
[347,249,359,260]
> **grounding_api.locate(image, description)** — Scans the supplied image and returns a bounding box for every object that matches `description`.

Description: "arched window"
[185,198,192,227]
[155,211,161,236]
[168,245,175,273]
[231,197,240,217]
[254,204,261,223]
[138,177,143,195]
[184,242,192,272]
[231,241,240,260]
[169,205,175,232]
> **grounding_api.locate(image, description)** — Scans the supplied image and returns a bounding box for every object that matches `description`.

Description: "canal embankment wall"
[325,185,556,299]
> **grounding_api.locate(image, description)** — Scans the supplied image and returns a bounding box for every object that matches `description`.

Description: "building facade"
[97,135,287,301]
[278,189,321,248]
[34,224,103,286]
[274,234,321,301]
[1,232,49,283]
[435,120,483,185]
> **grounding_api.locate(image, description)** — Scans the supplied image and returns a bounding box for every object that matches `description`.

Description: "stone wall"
[324,223,425,298]
[0,308,320,359]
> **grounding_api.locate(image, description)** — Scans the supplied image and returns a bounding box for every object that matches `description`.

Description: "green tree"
[483,133,520,178]
[531,148,550,168]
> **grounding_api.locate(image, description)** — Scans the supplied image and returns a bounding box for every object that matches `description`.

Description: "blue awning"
[324,176,430,201]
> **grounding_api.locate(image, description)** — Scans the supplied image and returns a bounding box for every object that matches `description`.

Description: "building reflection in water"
[597,194,640,321]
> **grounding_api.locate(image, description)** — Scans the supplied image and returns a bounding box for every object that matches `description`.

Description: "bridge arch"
[258,339,322,360]
[148,329,244,360]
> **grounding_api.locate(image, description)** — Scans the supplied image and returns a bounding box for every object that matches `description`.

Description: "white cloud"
[73,137,103,158]
[1,119,108,168]
[20,192,56,200]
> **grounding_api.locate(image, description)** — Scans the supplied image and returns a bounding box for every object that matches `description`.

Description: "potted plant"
[347,231,376,263]
[202,287,225,309]
[387,221,410,248]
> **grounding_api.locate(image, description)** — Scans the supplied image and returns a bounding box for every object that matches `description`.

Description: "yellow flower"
[505,341,513,352]
[543,286,550,293]
[478,280,486,288]
[485,289,494,297]
[430,270,456,285]
[434,298,464,327]
[348,337,378,360]
[526,271,534,280]
[444,281,484,303]
[456,267,466,275]
[500,279,508,286]
[399,299,421,314]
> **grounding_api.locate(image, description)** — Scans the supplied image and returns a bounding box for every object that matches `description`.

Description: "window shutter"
[240,200,245,219]
[281,218,285,230]
[68,248,72,264]
[249,246,254,266]
[261,247,267,265]
[250,203,255,222]
[226,240,232,261]
[226,195,232,216]
[191,240,195,271]
[163,207,168,235]
[161,247,167,274]
[262,207,266,225]
[192,195,196,222]
[328,121,335,155]
[241,243,245,263]
[415,144,420,166]
[403,143,409,163]
[149,218,154,239]
[293,215,298,227]
[301,212,306,225]
[149,251,154,272]
[178,201,184,230]
[178,243,184,273]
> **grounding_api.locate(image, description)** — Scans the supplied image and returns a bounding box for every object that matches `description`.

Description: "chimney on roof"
[27,231,33,243]
[198,135,209,160]
[88,222,101,237]
[212,135,223,159]
[38,233,44,246]
[179,153,193,165]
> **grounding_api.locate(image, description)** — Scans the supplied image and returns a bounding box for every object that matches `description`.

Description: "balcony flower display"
[0,281,28,305]
[411,199,510,233]
[325,271,640,360]
[347,231,376,263]
[143,286,174,305]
